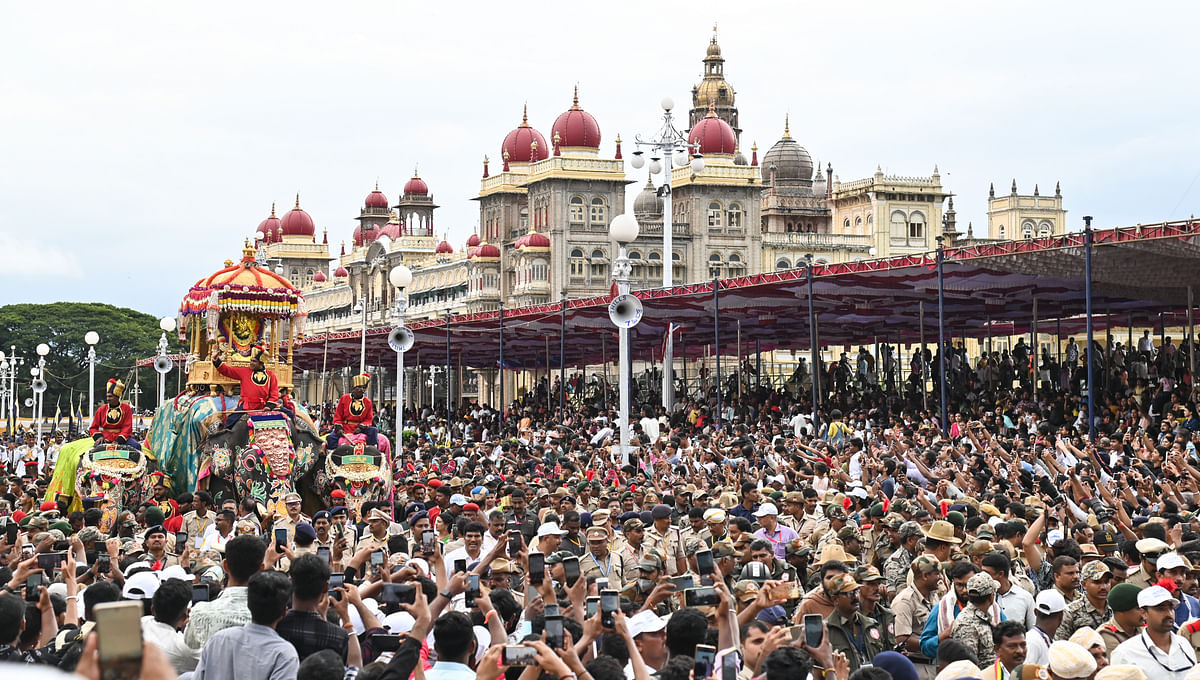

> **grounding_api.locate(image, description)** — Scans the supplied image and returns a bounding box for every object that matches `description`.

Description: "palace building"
[248,29,1062,407]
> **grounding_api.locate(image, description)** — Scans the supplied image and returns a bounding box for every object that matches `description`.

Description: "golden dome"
[694,78,735,109]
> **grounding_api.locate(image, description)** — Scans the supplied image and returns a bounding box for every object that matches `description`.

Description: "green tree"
[0,303,186,425]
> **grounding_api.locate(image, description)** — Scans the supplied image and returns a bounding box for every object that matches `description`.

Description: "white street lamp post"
[157,317,176,408]
[609,213,640,465]
[389,264,413,440]
[85,331,99,416]
[630,96,705,411]
[34,343,49,445]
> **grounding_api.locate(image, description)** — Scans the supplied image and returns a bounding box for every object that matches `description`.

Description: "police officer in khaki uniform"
[644,504,686,575]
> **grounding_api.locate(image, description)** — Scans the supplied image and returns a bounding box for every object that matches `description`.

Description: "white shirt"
[142,616,201,674]
[639,417,661,443]
[1025,625,1053,667]
[199,526,235,553]
[1112,630,1196,680]
[996,584,1036,629]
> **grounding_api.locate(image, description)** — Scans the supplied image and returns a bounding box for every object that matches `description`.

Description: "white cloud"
[0,231,82,279]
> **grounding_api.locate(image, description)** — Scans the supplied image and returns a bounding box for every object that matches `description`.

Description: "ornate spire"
[553,131,561,157]
[482,155,489,178]
[270,202,276,218]
[530,140,538,163]
[783,114,791,139]
[375,179,380,191]
[322,228,328,244]
[412,165,419,178]
[750,141,758,167]
[294,193,301,209]
[614,133,622,160]
[707,98,717,117]
[521,103,529,127]
[502,149,510,173]
[1011,179,1017,194]
[1055,181,1061,197]
[989,182,995,198]
[572,84,580,109]
[712,22,718,44]
[1034,183,1040,196]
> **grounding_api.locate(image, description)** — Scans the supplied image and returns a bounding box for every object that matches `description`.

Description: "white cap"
[1035,589,1067,615]
[537,522,568,537]
[1137,585,1180,608]
[383,611,416,634]
[122,570,160,600]
[160,565,192,583]
[628,610,667,637]
[848,487,869,499]
[754,503,780,518]
[1157,552,1187,571]
[1046,529,1065,546]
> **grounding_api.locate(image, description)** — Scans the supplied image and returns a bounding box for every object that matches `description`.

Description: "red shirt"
[333,393,374,430]
[89,402,133,441]
[216,361,280,410]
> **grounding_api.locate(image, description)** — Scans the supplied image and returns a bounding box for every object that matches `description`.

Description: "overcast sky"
[2,1,1198,319]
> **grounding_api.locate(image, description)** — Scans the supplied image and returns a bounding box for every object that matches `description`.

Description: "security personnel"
[328,373,377,449]
[211,343,279,428]
[89,378,135,447]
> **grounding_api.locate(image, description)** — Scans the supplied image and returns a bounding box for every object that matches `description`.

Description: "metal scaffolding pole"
[1084,217,1096,442]
[936,237,949,437]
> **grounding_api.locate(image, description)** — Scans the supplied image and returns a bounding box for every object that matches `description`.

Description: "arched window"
[569,196,585,224]
[998,224,1006,240]
[708,202,723,228]
[908,211,925,240]
[533,258,549,281]
[672,251,685,280]
[728,252,741,263]
[844,217,851,230]
[726,202,743,228]
[590,249,606,278]
[801,222,814,233]
[890,211,907,240]
[1022,220,1035,239]
[867,214,873,226]
[305,268,314,287]
[708,253,722,278]
[519,206,528,232]
[777,258,791,270]
[570,248,586,278]
[855,216,863,234]
[589,197,607,226]
[1038,220,1053,237]
[647,251,662,280]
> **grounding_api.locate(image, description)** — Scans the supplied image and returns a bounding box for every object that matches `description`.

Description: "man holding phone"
[276,554,350,662]
[270,492,311,548]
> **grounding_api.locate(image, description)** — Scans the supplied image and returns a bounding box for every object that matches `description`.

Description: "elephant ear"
[293,442,317,476]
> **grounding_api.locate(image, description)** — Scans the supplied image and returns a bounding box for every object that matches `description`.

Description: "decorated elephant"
[201,410,323,514]
[45,439,159,526]
[313,441,393,518]
[146,391,325,514]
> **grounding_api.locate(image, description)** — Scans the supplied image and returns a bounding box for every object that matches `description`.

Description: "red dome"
[466,233,481,247]
[333,266,349,278]
[365,185,389,208]
[502,105,549,164]
[379,222,401,240]
[257,204,281,243]
[470,243,501,260]
[353,223,381,247]
[313,271,327,282]
[281,195,316,237]
[436,239,454,254]
[404,173,429,196]
[517,230,550,251]
[688,105,737,156]
[552,88,601,150]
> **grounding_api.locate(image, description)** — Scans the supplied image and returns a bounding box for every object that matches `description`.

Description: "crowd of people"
[1,334,1200,680]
